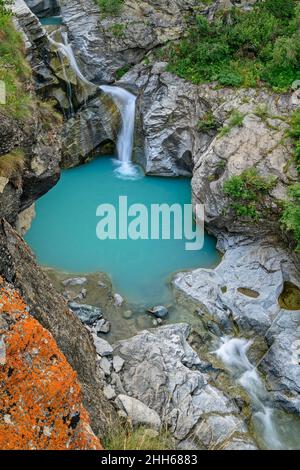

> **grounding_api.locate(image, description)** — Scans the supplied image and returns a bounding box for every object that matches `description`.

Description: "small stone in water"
[62,277,87,287]
[148,306,168,319]
[95,319,111,334]
[123,310,133,319]
[114,293,124,307]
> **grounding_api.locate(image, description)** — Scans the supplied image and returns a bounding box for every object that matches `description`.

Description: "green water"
[40,16,63,26]
[25,157,219,307]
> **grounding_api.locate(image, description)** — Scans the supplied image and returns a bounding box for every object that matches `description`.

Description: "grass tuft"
[0,149,25,179]
[103,420,174,451]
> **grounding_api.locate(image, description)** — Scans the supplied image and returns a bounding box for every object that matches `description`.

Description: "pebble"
[103,385,116,400]
[123,310,133,319]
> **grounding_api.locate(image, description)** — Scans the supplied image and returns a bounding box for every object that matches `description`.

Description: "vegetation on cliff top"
[164,0,300,91]
[0,1,33,119]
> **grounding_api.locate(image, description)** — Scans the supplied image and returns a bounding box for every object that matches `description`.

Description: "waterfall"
[49,33,139,178]
[49,32,92,87]
[214,337,283,450]
[99,85,139,179]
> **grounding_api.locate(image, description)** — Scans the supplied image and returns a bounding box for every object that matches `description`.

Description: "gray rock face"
[109,324,256,448]
[259,309,300,415]
[61,93,119,168]
[25,0,60,17]
[116,395,161,429]
[60,0,200,83]
[191,85,299,238]
[92,335,113,357]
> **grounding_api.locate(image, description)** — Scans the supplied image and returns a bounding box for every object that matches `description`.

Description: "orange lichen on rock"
[0,277,102,450]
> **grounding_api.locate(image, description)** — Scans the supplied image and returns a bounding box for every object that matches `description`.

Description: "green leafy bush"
[166,1,300,91]
[223,168,277,219]
[96,0,124,17]
[288,109,300,171]
[197,111,220,132]
[264,0,296,19]
[281,183,300,251]
[0,7,32,119]
[219,110,245,137]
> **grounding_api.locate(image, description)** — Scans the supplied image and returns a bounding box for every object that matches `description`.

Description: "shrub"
[264,0,296,19]
[281,183,300,251]
[0,9,32,119]
[96,0,124,17]
[219,110,245,137]
[223,168,277,219]
[0,150,25,179]
[197,111,220,132]
[166,1,300,91]
[288,109,300,171]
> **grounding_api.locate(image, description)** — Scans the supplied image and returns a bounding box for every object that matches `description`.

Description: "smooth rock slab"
[174,238,300,336]
[116,394,161,430]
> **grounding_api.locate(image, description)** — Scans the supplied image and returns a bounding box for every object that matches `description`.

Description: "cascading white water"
[214,337,283,450]
[49,33,139,178]
[49,32,92,87]
[100,85,140,179]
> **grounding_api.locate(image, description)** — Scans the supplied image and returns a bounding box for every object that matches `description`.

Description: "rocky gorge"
[0,0,299,451]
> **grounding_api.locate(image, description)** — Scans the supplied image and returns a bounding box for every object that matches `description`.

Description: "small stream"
[215,337,300,450]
